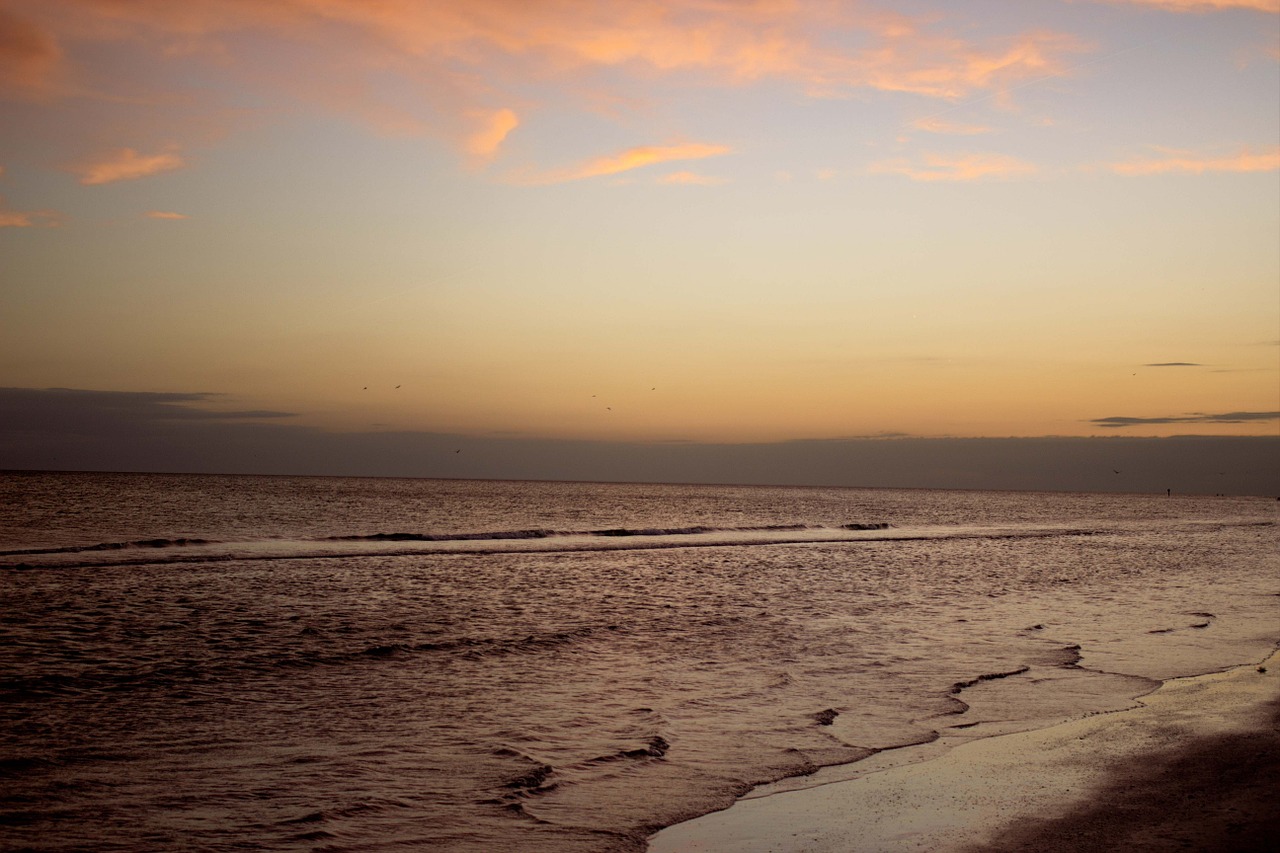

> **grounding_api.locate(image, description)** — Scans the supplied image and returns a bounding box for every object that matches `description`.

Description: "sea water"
[1,472,1276,852]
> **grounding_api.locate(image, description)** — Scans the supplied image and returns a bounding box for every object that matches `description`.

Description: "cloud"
[1110,146,1280,175]
[0,167,58,225]
[1096,0,1279,11]
[145,210,188,220]
[0,5,63,98]
[508,142,731,186]
[0,387,293,429]
[0,196,61,227]
[77,147,186,185]
[1143,362,1203,367]
[659,170,728,185]
[911,117,994,135]
[2,387,1277,494]
[9,1,1091,169]
[464,107,519,164]
[870,152,1038,181]
[1091,411,1280,427]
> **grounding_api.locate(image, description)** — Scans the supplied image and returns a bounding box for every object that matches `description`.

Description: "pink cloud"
[870,152,1038,181]
[145,210,188,219]
[8,1,1092,169]
[0,196,61,227]
[1096,0,1278,11]
[0,5,63,99]
[77,147,185,185]
[509,142,731,186]
[1110,146,1280,175]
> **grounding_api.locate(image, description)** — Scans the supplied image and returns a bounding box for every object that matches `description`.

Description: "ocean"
[1,472,1276,852]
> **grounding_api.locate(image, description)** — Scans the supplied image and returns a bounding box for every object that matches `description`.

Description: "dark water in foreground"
[1,472,1276,852]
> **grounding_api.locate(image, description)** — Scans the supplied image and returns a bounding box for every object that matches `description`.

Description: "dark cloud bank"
[2,387,1277,495]
[1092,412,1280,428]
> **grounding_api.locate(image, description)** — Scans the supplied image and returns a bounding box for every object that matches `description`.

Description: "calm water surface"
[1,473,1276,852]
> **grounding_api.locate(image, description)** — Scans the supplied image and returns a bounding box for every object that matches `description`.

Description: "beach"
[648,649,1280,852]
[2,473,1276,852]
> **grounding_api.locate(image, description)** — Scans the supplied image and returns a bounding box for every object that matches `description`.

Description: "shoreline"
[648,648,1280,852]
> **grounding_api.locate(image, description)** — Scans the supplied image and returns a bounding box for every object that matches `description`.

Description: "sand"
[648,650,1280,853]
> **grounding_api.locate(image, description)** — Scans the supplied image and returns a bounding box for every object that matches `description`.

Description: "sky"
[1,0,1278,491]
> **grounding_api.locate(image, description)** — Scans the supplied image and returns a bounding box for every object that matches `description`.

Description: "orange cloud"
[1098,0,1278,11]
[871,152,1038,181]
[510,142,731,186]
[912,116,994,135]
[848,29,1089,100]
[145,210,188,219]
[77,147,185,185]
[1110,146,1280,175]
[0,5,63,98]
[659,170,728,185]
[10,0,1092,167]
[464,108,519,164]
[0,196,61,227]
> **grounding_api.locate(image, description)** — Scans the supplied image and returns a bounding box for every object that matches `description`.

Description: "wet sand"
[648,650,1280,853]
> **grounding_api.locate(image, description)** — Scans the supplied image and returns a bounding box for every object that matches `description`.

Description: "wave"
[11,517,1265,571]
[0,624,616,702]
[0,537,213,557]
[0,523,900,569]
[324,522,864,544]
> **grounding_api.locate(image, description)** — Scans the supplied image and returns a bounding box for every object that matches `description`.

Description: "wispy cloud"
[77,147,186,185]
[870,152,1038,181]
[508,142,731,186]
[1092,411,1280,427]
[659,170,728,186]
[145,210,188,220]
[7,1,1091,168]
[1144,362,1203,367]
[1110,145,1280,175]
[911,117,994,135]
[0,166,59,226]
[0,387,295,429]
[1096,0,1279,11]
[0,196,61,227]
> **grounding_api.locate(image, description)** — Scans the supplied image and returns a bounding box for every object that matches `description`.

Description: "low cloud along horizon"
[2,387,1275,496]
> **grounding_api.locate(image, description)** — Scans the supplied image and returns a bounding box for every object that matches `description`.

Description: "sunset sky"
[2,0,1278,486]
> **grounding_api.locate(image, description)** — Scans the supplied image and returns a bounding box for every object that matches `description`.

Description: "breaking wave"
[5,518,1267,572]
